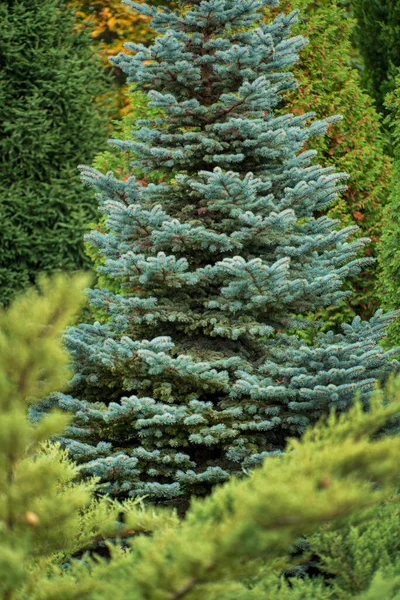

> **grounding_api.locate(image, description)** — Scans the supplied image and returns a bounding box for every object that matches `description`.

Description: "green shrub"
[82,383,400,599]
[0,0,111,305]
[378,76,400,346]
[4,277,400,599]
[0,274,111,598]
[352,0,400,115]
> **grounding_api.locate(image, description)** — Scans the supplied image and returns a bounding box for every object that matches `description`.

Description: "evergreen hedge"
[378,76,400,347]
[0,0,111,305]
[280,0,392,326]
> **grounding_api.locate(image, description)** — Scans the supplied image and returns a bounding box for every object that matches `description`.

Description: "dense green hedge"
[352,0,400,115]
[280,0,392,328]
[378,76,400,346]
[0,0,111,305]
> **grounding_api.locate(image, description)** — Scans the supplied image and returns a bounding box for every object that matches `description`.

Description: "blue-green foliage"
[45,0,399,504]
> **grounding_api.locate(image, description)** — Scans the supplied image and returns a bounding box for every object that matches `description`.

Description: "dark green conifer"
[0,0,111,305]
[378,76,400,346]
[352,0,400,114]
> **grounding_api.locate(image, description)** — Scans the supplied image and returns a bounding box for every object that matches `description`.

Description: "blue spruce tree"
[42,0,399,506]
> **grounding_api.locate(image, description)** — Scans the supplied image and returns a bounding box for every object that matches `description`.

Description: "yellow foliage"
[70,1,174,117]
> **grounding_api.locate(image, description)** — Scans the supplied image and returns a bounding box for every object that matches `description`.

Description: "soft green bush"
[378,76,400,346]
[305,499,400,597]
[0,274,125,599]
[84,383,400,599]
[4,275,400,598]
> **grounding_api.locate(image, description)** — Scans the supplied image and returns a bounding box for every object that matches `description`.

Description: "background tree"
[71,0,175,117]
[378,76,400,347]
[277,0,392,327]
[70,385,400,600]
[0,0,111,305]
[352,0,400,115]
[44,0,399,509]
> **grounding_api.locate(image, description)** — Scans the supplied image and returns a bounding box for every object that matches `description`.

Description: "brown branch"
[167,564,216,600]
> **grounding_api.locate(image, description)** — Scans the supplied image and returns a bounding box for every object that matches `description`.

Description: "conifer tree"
[352,0,400,115]
[0,0,110,305]
[378,76,400,347]
[47,0,399,506]
[280,0,392,326]
[74,386,400,599]
[92,0,392,326]
[0,274,123,599]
